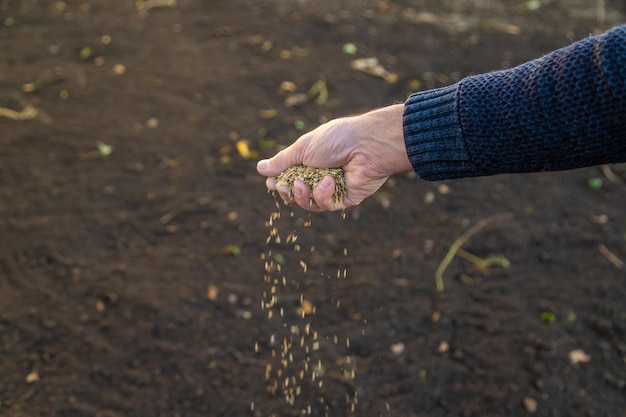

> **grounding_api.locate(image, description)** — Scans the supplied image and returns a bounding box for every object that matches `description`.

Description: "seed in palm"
[276,165,346,204]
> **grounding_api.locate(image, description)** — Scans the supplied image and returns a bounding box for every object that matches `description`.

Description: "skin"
[256,104,412,212]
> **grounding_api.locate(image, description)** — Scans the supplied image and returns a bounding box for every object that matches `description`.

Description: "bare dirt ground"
[1,1,625,416]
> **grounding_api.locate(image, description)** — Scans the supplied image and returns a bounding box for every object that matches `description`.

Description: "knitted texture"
[403,24,626,181]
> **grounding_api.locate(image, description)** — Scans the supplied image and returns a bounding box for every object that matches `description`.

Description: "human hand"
[256,104,412,212]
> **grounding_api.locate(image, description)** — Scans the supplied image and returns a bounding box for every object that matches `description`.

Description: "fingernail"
[257,160,268,171]
[294,182,303,198]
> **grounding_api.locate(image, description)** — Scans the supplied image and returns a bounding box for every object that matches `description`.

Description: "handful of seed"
[276,165,346,204]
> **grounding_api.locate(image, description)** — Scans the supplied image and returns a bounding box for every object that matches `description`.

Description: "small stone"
[522,396,537,413]
[146,118,159,129]
[568,349,591,365]
[25,370,40,383]
[113,64,126,75]
[390,342,405,355]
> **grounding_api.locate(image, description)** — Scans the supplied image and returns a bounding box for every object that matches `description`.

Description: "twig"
[456,248,510,273]
[0,104,53,124]
[598,244,624,269]
[600,164,621,183]
[435,213,512,292]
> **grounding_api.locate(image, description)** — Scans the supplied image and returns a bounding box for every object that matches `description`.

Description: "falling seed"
[301,299,315,315]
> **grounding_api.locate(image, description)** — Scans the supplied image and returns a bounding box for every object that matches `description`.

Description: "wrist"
[357,104,412,175]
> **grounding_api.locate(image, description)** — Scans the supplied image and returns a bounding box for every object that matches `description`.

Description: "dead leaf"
[25,370,40,383]
[522,396,537,414]
[207,284,219,301]
[390,342,405,355]
[569,349,591,365]
[236,140,258,160]
[351,58,398,83]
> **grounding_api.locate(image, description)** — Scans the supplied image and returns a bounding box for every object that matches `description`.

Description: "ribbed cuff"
[402,84,475,181]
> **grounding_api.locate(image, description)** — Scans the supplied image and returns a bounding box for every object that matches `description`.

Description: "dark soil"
[1,1,625,416]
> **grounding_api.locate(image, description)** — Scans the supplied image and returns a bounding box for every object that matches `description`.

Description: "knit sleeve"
[403,24,626,181]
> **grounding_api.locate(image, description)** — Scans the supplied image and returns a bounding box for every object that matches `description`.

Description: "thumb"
[256,146,302,177]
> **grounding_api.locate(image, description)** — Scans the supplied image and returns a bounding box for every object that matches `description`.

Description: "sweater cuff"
[402,84,474,181]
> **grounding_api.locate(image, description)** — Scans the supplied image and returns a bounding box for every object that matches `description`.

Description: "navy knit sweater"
[403,24,626,181]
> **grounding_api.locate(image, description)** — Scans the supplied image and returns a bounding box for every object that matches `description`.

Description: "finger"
[311,176,347,211]
[290,181,324,213]
[275,182,293,205]
[291,181,312,208]
[292,180,325,213]
[291,176,345,212]
[265,177,277,190]
[256,143,305,177]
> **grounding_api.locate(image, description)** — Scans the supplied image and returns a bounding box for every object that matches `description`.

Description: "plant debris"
[0,103,53,124]
[351,57,398,83]
[434,213,512,292]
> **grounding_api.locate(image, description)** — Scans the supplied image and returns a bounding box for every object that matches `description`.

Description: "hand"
[256,104,413,212]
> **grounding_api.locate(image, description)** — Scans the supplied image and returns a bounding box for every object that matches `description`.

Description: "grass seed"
[276,165,346,204]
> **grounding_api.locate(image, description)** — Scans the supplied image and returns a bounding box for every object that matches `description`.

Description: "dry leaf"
[235,140,258,160]
[569,349,591,365]
[25,370,40,383]
[390,342,405,355]
[522,396,537,414]
[351,57,398,83]
[207,284,219,301]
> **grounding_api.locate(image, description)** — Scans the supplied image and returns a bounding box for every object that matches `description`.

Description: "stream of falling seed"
[259,196,357,416]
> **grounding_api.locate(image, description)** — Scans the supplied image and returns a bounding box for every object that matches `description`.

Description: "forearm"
[403,24,626,180]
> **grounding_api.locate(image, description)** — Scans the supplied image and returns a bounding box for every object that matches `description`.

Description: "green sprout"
[587,177,603,190]
[97,141,114,157]
[540,311,556,324]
